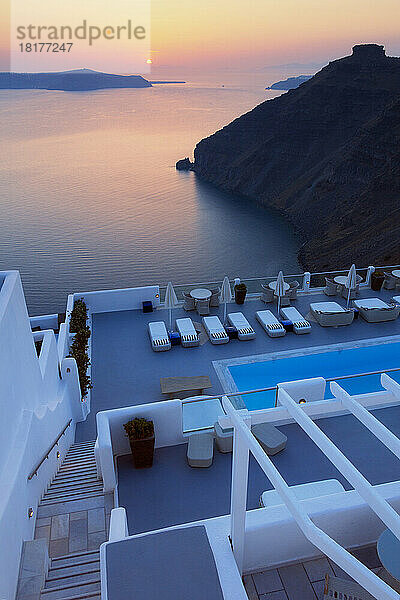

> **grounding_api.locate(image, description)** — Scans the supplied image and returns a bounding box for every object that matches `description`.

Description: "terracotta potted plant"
[370,270,385,291]
[234,282,247,305]
[124,417,155,468]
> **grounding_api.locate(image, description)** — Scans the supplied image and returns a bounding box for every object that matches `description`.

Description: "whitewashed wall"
[73,285,161,314]
[0,271,83,600]
[96,400,185,492]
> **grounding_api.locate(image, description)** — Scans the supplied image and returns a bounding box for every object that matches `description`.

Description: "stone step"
[41,490,104,504]
[51,550,100,568]
[51,475,100,487]
[70,441,96,448]
[67,446,95,454]
[49,560,100,579]
[41,579,100,599]
[45,570,101,588]
[47,480,102,493]
[37,494,105,517]
[43,593,99,600]
[64,452,96,462]
[58,464,97,473]
[45,480,103,494]
[62,457,96,466]
[54,468,99,478]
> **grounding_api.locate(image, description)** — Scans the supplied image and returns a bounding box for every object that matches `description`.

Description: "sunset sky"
[1,0,400,72]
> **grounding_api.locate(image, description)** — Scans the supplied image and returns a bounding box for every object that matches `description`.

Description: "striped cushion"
[182,334,198,342]
[154,338,168,346]
[211,332,226,339]
[267,323,282,330]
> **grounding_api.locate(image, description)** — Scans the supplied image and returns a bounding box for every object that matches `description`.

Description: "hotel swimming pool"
[223,338,400,411]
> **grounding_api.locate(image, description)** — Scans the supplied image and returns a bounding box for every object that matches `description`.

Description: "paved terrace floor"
[117,405,400,535]
[76,287,400,440]
[243,547,384,600]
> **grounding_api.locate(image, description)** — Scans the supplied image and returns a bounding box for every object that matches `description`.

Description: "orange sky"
[150,0,400,69]
[1,0,400,72]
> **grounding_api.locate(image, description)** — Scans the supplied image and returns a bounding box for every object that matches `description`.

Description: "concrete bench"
[187,433,214,467]
[252,423,287,455]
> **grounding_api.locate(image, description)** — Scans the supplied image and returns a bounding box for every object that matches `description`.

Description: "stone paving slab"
[245,546,383,600]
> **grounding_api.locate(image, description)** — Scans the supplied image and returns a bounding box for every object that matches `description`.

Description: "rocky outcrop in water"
[176,157,194,171]
[192,44,400,270]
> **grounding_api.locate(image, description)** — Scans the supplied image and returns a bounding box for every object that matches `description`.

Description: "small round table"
[334,275,348,286]
[269,281,290,292]
[392,270,400,279]
[377,529,400,587]
[190,288,212,301]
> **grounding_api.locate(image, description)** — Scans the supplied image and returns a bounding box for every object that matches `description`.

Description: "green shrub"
[234,282,247,291]
[68,299,92,398]
[124,418,154,440]
[69,298,88,333]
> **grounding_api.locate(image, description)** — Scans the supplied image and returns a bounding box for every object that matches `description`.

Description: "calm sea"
[0,70,302,315]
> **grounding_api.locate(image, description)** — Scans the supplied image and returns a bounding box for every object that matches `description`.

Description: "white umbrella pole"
[223,302,227,324]
[347,288,351,309]
[277,297,281,317]
[169,308,172,332]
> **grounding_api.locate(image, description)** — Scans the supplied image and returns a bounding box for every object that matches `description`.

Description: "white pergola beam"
[277,387,400,542]
[222,396,398,600]
[330,381,400,460]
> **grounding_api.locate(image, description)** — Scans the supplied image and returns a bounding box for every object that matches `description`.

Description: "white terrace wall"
[96,400,184,492]
[0,271,83,600]
[73,285,161,315]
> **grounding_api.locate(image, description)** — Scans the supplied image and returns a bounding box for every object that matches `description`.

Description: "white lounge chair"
[148,321,171,352]
[256,310,286,337]
[280,307,311,334]
[310,302,354,327]
[202,316,229,344]
[392,296,400,305]
[176,318,200,347]
[227,312,256,340]
[353,298,400,323]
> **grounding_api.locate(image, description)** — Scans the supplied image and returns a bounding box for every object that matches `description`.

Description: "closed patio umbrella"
[274,271,286,316]
[345,264,357,308]
[164,282,179,332]
[220,276,233,324]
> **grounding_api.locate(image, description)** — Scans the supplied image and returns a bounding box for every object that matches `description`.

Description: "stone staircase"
[21,440,113,600]
[40,441,103,507]
[40,549,101,599]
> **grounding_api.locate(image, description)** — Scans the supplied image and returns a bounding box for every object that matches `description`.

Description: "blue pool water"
[228,342,400,411]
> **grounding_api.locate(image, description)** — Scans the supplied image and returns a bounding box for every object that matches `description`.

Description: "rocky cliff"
[193,45,400,270]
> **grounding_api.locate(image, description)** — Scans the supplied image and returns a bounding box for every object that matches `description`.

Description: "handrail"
[27,419,72,481]
[181,366,400,407]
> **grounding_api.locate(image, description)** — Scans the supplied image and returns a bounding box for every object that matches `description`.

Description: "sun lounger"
[310,302,354,327]
[392,296,400,305]
[280,307,311,334]
[256,310,286,337]
[260,479,345,508]
[353,298,400,323]
[148,321,171,352]
[176,318,200,347]
[202,316,229,344]
[227,312,256,340]
[187,433,214,467]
